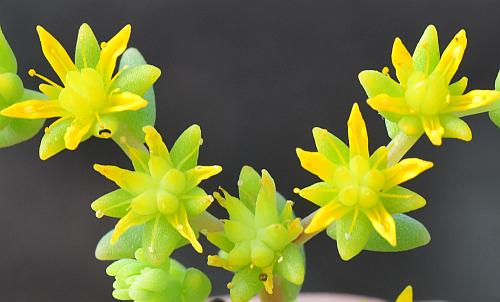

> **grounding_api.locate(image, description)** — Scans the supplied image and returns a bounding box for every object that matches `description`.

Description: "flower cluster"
[106,248,211,302]
[0,24,161,159]
[359,25,500,145]
[92,125,221,264]
[295,103,432,260]
[207,167,305,302]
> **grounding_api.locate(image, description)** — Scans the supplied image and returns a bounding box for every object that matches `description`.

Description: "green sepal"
[170,124,201,171]
[238,165,261,210]
[229,267,263,302]
[207,231,235,252]
[0,27,17,73]
[0,72,23,104]
[488,70,500,127]
[275,243,305,285]
[381,186,426,214]
[358,70,404,98]
[181,268,212,302]
[312,127,349,165]
[114,48,157,141]
[330,212,372,261]
[91,189,133,218]
[142,215,183,266]
[95,225,143,260]
[75,23,100,69]
[412,25,440,74]
[111,64,161,96]
[0,89,45,148]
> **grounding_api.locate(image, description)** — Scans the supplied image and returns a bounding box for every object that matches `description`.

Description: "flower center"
[405,71,449,116]
[156,168,186,215]
[58,68,109,118]
[335,156,385,208]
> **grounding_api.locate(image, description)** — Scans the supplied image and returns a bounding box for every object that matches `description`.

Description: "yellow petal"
[102,91,148,113]
[440,115,472,142]
[433,29,466,84]
[93,164,152,194]
[1,100,66,119]
[391,38,413,85]
[96,24,131,83]
[143,126,172,161]
[167,204,203,253]
[347,103,369,158]
[396,285,413,302]
[36,26,76,83]
[367,94,410,115]
[112,211,152,243]
[383,158,433,190]
[444,90,500,114]
[39,83,62,99]
[420,115,444,146]
[294,182,338,207]
[184,165,223,191]
[304,201,350,234]
[64,117,94,150]
[296,148,336,182]
[363,204,397,246]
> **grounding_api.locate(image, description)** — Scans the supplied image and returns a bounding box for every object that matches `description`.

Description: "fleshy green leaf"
[364,214,430,252]
[0,89,45,148]
[229,267,263,302]
[275,243,305,285]
[0,27,17,73]
[238,165,261,210]
[182,268,212,302]
[142,215,183,266]
[170,124,201,171]
[114,48,157,141]
[75,23,100,69]
[95,225,143,260]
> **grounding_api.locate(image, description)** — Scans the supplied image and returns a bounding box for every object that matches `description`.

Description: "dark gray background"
[0,0,499,301]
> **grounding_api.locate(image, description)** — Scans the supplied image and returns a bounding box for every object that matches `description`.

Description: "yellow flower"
[396,285,413,302]
[295,103,432,259]
[359,25,500,145]
[92,125,222,255]
[0,24,160,158]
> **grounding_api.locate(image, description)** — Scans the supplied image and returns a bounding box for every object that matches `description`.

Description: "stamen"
[28,69,63,88]
[98,129,112,138]
[382,66,390,76]
[259,273,268,282]
[95,113,105,129]
[348,207,360,235]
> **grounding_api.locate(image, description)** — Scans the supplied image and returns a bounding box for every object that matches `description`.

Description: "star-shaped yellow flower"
[92,125,221,256]
[295,103,432,260]
[359,25,500,145]
[1,24,160,158]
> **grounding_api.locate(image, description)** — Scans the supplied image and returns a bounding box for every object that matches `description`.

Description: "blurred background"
[0,0,499,301]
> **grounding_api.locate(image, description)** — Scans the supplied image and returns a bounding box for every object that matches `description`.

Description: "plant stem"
[259,276,286,302]
[386,131,421,166]
[293,211,318,245]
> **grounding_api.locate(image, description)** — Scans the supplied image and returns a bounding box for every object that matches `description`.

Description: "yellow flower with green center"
[396,285,413,302]
[92,125,222,260]
[0,24,161,158]
[359,25,500,146]
[295,103,432,260]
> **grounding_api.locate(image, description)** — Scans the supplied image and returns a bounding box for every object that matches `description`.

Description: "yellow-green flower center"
[334,156,385,208]
[59,68,109,117]
[405,71,449,116]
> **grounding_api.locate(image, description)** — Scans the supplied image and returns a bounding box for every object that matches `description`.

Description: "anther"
[382,66,390,76]
[98,129,112,138]
[95,210,104,218]
[293,188,300,194]
[259,273,268,282]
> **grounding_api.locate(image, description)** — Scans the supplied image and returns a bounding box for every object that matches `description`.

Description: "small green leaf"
[365,214,430,252]
[114,48,157,141]
[170,124,201,171]
[75,23,100,69]
[207,231,234,252]
[238,165,261,210]
[142,215,183,266]
[380,186,426,214]
[275,243,305,285]
[182,268,212,302]
[0,27,17,73]
[230,267,263,302]
[95,225,143,260]
[0,89,45,149]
